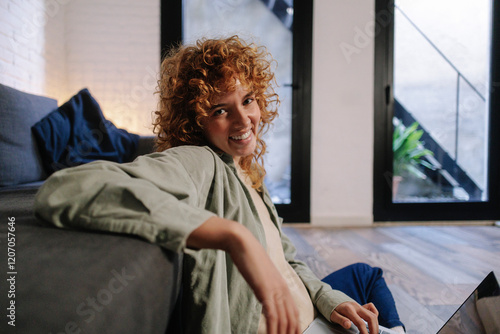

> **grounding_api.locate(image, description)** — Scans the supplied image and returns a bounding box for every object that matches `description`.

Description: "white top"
[237,169,316,333]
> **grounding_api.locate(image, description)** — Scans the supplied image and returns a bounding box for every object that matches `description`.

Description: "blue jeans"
[321,263,405,329]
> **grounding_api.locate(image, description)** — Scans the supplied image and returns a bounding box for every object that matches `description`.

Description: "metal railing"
[394,5,485,199]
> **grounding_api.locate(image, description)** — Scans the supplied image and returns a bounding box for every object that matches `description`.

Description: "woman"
[35,36,404,334]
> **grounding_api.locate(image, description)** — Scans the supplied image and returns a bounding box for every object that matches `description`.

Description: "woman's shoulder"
[157,145,217,161]
[147,145,224,172]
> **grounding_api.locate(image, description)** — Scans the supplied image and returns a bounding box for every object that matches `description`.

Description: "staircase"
[393,4,486,201]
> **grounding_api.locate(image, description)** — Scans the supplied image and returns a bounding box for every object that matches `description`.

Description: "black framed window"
[160,0,313,222]
[374,0,500,221]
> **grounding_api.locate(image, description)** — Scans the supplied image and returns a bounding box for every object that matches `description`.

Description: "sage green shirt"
[34,146,353,334]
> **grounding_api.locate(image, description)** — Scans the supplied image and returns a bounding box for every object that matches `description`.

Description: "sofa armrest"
[0,218,183,333]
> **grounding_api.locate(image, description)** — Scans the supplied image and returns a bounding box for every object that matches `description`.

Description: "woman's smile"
[230,130,252,141]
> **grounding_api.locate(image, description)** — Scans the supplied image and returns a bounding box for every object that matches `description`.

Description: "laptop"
[437,271,499,334]
[304,271,499,334]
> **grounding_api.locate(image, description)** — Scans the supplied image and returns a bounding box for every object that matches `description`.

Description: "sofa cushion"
[32,88,140,174]
[0,84,58,186]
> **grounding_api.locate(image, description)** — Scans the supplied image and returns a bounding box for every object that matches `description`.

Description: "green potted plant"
[392,120,435,197]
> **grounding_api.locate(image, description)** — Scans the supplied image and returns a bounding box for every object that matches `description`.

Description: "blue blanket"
[32,88,139,174]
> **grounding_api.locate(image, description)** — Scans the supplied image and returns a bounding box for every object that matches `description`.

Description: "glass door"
[392,0,491,204]
[373,0,500,221]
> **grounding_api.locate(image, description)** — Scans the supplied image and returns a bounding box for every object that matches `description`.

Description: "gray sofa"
[0,84,182,333]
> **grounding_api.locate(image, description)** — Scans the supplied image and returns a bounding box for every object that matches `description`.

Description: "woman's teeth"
[231,130,251,140]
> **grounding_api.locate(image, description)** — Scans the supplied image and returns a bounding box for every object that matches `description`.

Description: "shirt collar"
[205,146,237,172]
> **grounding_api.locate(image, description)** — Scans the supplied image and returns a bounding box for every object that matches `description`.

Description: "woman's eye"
[243,98,254,105]
[214,109,227,116]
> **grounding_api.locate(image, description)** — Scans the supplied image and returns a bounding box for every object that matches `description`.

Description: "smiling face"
[201,83,261,163]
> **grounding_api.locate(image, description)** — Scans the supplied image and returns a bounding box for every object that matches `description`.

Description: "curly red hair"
[153,36,279,190]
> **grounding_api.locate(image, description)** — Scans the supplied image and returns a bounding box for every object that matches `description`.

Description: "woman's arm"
[187,216,301,334]
[34,150,215,253]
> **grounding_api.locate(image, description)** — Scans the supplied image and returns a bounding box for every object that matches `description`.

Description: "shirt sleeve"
[34,147,216,253]
[280,227,355,321]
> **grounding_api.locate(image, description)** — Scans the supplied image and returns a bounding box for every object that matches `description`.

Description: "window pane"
[182,0,293,204]
[392,0,491,203]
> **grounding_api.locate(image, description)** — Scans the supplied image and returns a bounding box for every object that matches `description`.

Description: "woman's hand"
[330,301,379,334]
[187,217,301,334]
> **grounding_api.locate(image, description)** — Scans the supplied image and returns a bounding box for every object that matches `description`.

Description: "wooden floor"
[283,225,500,334]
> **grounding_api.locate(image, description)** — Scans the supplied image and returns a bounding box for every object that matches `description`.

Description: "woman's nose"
[232,107,251,127]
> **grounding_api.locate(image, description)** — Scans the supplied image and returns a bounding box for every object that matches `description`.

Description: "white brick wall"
[0,0,160,135]
[0,0,55,95]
